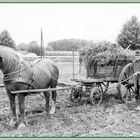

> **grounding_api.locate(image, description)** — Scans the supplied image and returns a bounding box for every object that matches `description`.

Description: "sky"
[0,3,140,46]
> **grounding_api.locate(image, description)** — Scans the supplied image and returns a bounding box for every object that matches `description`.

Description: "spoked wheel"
[97,82,109,95]
[117,63,136,103]
[90,87,102,105]
[70,87,82,103]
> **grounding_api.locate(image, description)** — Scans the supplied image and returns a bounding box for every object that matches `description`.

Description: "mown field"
[0,56,140,137]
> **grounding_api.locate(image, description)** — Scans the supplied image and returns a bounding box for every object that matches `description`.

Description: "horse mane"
[0,45,20,59]
[0,46,22,73]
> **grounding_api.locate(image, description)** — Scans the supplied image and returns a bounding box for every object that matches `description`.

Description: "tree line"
[1,15,140,55]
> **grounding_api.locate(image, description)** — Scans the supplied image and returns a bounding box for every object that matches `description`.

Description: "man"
[133,50,140,99]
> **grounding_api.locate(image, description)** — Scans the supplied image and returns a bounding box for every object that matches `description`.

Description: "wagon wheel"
[90,87,102,105]
[117,63,136,103]
[70,87,82,103]
[97,82,109,95]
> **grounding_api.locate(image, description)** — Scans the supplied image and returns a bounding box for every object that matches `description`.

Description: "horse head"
[0,46,21,75]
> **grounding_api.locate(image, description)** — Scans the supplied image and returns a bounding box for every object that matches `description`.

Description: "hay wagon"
[70,54,140,105]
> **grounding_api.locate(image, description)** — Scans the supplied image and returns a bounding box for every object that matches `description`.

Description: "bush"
[17,43,29,51]
[45,45,54,51]
[28,41,41,56]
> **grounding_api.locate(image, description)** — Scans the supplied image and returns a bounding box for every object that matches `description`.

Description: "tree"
[28,41,41,56]
[48,39,90,51]
[0,30,16,49]
[117,16,140,49]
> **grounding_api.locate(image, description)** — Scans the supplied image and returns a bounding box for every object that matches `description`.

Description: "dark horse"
[0,46,59,129]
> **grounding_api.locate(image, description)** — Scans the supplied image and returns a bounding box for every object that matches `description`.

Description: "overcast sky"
[0,3,140,46]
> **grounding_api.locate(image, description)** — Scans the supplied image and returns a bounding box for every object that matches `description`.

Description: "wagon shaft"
[11,87,71,94]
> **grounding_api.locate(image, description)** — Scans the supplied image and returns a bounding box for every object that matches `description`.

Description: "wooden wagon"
[70,54,140,105]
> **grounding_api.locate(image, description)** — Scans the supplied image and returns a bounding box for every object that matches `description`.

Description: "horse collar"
[17,61,36,89]
[4,60,36,90]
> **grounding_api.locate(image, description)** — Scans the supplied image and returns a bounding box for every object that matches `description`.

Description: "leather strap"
[11,77,36,89]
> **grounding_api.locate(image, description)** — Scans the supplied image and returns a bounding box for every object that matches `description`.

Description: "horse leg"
[49,90,57,115]
[43,91,50,115]
[7,93,17,127]
[17,93,26,129]
[49,80,57,115]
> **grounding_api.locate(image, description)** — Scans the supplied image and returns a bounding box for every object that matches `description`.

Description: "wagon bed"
[87,55,133,80]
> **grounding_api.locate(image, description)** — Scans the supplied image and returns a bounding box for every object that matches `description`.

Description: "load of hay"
[81,41,135,66]
[79,41,135,77]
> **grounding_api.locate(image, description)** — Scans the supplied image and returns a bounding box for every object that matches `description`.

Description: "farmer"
[133,50,140,99]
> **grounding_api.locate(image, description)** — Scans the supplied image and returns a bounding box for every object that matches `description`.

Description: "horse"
[0,46,59,129]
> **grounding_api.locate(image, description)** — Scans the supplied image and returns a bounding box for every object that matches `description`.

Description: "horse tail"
[51,63,59,86]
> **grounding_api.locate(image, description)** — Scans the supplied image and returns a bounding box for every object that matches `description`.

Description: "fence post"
[72,49,75,80]
[41,28,45,58]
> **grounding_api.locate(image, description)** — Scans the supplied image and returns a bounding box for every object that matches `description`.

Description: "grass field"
[0,56,140,136]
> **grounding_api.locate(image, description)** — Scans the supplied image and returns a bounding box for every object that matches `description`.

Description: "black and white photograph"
[0,2,140,137]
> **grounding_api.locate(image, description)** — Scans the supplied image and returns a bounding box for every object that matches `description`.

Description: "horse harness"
[3,59,37,90]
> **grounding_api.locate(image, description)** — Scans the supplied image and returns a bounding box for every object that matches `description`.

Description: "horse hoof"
[18,122,26,130]
[9,119,17,127]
